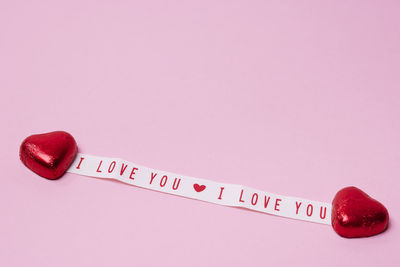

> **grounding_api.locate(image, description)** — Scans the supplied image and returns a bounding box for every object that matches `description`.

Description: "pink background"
[1,1,399,266]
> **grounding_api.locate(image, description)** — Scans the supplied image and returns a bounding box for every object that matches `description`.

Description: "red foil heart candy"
[20,131,78,179]
[332,186,389,238]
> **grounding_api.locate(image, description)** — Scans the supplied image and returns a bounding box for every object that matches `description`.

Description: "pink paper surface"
[1,1,399,266]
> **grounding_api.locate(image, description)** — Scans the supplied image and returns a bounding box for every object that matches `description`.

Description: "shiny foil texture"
[332,186,389,238]
[20,131,78,179]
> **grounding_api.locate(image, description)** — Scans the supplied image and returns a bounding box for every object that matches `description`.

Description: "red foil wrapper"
[20,131,78,179]
[332,186,389,238]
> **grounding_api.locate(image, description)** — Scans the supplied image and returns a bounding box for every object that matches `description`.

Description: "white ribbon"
[68,153,332,225]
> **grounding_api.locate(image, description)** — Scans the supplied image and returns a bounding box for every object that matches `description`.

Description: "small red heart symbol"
[332,186,389,238]
[20,131,78,180]
[193,184,206,192]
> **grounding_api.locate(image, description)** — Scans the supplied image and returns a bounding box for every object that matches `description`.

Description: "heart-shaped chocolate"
[331,186,389,238]
[20,131,78,179]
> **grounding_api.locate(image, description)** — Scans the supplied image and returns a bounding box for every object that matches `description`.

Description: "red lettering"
[264,196,270,208]
[96,160,103,173]
[160,175,168,187]
[129,167,138,180]
[239,189,245,203]
[251,193,258,206]
[218,187,225,200]
[274,199,281,211]
[172,178,181,190]
[76,157,84,169]
[150,172,157,184]
[120,163,128,176]
[108,161,116,173]
[307,204,313,216]
[320,206,327,219]
[296,201,302,214]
